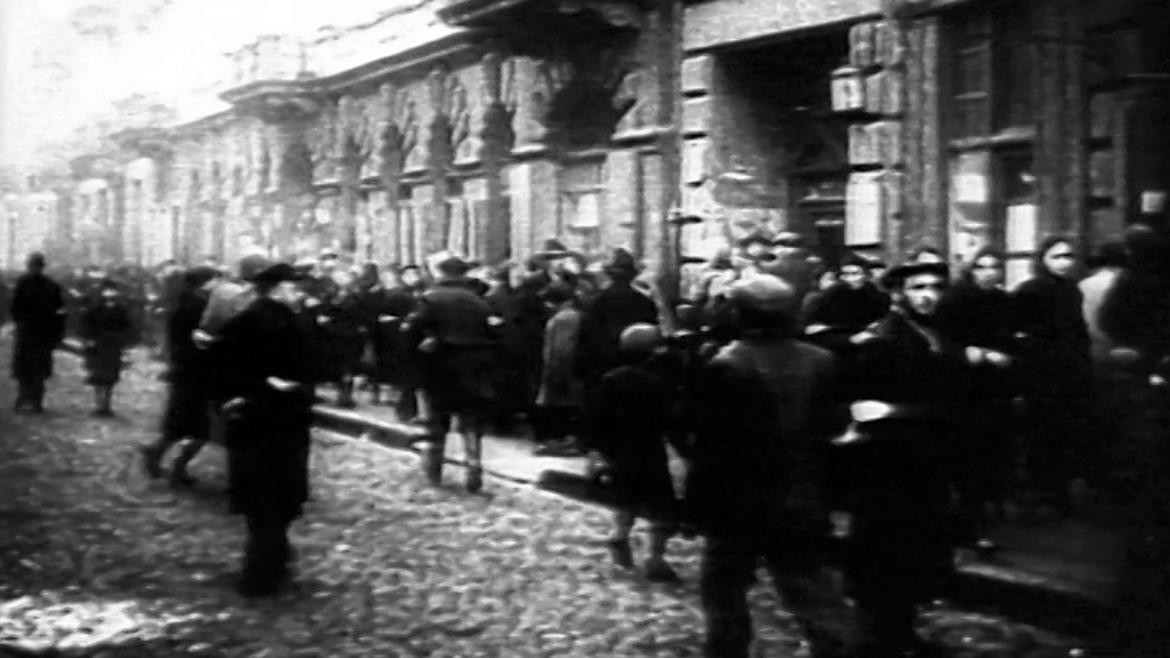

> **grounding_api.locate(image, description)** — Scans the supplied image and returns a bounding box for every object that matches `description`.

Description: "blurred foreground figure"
[839,260,960,656]
[214,263,314,597]
[687,274,856,658]
[141,266,223,485]
[10,252,65,413]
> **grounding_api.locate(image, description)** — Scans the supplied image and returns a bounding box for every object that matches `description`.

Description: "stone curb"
[58,338,1115,635]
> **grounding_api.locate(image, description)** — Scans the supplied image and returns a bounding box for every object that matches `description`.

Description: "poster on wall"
[845,172,882,246]
[1005,203,1037,254]
[948,151,991,262]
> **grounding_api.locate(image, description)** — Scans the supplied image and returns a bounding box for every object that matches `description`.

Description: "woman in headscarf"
[1012,236,1094,513]
[937,248,1018,553]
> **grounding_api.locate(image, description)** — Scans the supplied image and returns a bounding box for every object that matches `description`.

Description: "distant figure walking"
[10,252,66,413]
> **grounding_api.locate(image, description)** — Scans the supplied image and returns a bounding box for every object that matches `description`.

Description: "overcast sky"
[0,0,401,170]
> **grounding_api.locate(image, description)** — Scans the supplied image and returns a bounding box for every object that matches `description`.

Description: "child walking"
[80,279,133,416]
[589,323,681,581]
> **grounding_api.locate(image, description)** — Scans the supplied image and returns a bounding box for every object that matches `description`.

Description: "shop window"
[946,2,1039,284]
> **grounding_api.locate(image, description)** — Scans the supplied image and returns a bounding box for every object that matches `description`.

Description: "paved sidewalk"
[60,339,1125,634]
[310,389,1125,634]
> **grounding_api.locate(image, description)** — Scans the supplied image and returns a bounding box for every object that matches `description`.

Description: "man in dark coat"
[141,266,223,485]
[404,254,498,493]
[214,263,314,597]
[687,274,854,658]
[10,253,66,413]
[839,260,963,656]
[578,249,659,397]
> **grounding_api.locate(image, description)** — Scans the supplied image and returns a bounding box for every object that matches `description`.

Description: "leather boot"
[336,377,356,409]
[140,443,166,479]
[466,465,484,494]
[418,441,444,485]
[170,439,205,487]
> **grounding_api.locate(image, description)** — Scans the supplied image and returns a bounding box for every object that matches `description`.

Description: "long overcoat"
[162,289,214,441]
[215,297,314,522]
[10,272,65,382]
[80,298,133,386]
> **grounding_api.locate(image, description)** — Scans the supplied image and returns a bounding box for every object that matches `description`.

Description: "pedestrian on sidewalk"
[839,259,964,656]
[1012,236,1095,513]
[533,282,585,456]
[79,279,133,417]
[10,252,66,414]
[590,323,682,582]
[404,253,499,493]
[141,266,222,485]
[214,262,314,598]
[686,274,855,658]
[936,247,1019,557]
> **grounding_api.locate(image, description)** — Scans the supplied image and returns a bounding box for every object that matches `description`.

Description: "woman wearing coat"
[1012,237,1095,512]
[937,248,1018,552]
[80,279,133,416]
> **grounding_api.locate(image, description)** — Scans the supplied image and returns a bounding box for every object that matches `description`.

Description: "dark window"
[991,7,1035,131]
[947,2,1037,140]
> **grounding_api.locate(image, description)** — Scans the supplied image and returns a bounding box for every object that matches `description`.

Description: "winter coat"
[686,334,843,538]
[10,272,65,381]
[406,277,499,415]
[578,282,658,384]
[536,306,584,409]
[1011,272,1092,396]
[215,297,315,522]
[590,362,676,516]
[80,299,133,386]
[162,289,214,442]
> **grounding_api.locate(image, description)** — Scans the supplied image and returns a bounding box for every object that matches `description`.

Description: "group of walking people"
[5,214,1170,655]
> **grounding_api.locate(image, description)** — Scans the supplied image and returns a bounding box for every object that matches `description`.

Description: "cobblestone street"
[0,339,1086,657]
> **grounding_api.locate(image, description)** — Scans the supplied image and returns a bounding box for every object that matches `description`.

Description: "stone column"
[506,160,558,262]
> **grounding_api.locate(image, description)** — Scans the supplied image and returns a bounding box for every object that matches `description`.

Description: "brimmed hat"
[536,239,570,259]
[238,254,272,281]
[603,248,643,277]
[880,261,949,289]
[252,262,308,287]
[436,254,476,277]
[838,252,873,270]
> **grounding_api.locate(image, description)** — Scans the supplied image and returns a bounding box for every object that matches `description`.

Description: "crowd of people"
[4,219,1170,656]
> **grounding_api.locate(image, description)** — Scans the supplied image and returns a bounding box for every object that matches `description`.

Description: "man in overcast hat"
[213,260,314,597]
[837,256,962,656]
[579,248,660,404]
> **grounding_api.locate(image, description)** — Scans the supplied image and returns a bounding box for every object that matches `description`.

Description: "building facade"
[5,0,1169,293]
